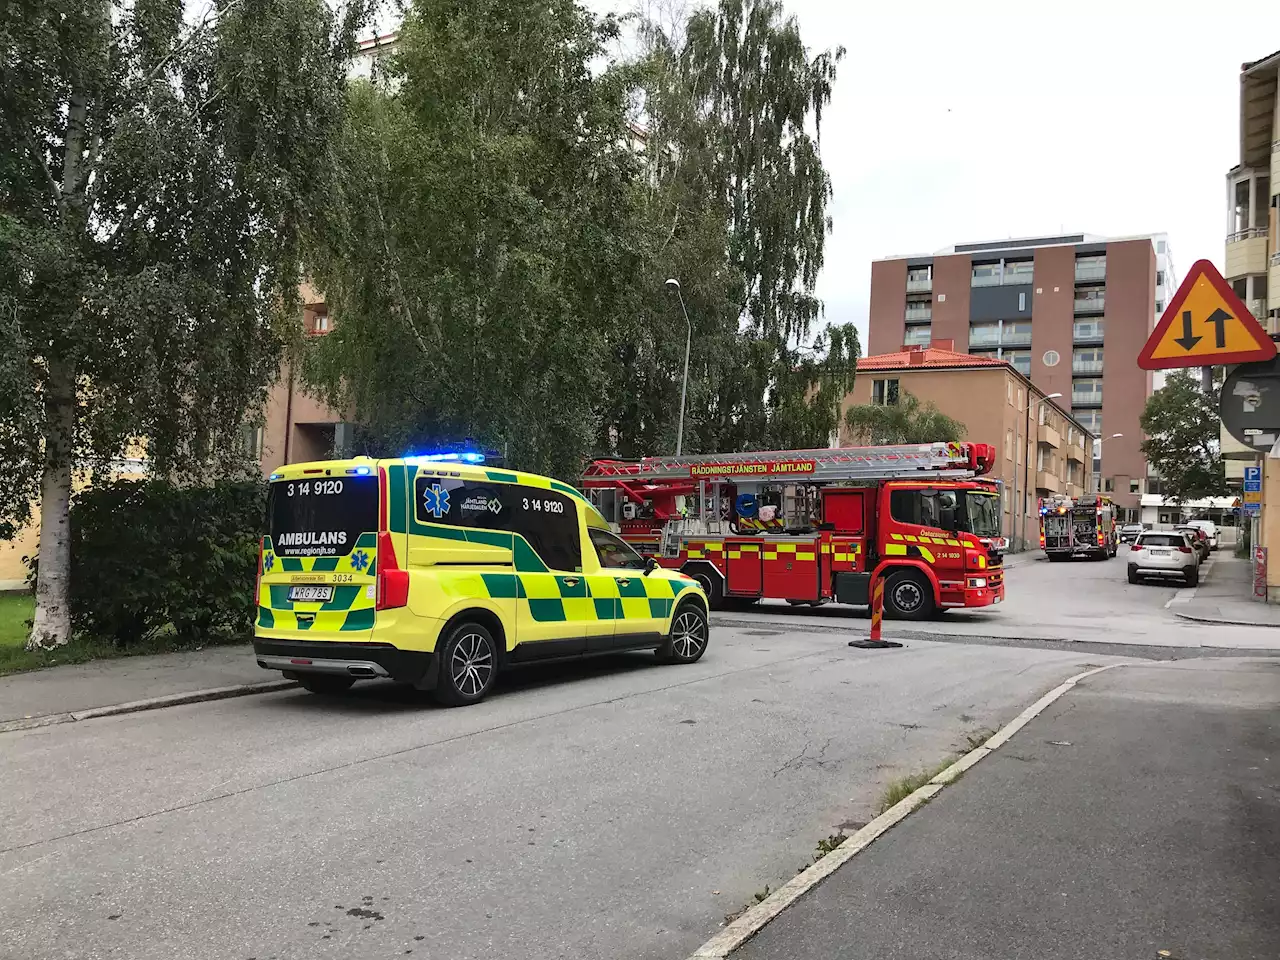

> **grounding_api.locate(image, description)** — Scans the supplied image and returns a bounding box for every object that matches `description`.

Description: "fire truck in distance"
[580,443,1006,620]
[1038,494,1118,561]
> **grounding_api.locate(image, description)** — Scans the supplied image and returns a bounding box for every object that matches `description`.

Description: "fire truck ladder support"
[582,442,991,483]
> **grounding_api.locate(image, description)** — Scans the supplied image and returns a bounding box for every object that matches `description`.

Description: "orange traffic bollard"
[848,573,904,649]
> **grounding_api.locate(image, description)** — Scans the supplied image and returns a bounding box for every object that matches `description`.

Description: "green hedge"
[66,479,266,646]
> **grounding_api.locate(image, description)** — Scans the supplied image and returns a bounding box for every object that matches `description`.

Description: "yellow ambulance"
[253,454,710,705]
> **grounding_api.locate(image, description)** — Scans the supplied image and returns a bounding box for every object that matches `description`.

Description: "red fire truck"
[1038,494,1118,561]
[581,443,1006,620]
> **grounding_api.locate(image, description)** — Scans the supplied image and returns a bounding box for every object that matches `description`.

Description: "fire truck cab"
[581,443,1006,620]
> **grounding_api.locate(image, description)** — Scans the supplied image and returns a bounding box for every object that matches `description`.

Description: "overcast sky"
[586,0,1280,352]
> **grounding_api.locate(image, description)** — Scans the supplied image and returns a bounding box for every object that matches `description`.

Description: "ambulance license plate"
[289,585,333,603]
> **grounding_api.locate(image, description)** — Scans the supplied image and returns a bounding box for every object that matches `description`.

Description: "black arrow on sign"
[1173,310,1201,351]
[1206,307,1230,348]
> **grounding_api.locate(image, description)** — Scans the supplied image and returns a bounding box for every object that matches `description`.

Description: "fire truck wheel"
[687,570,725,610]
[657,603,709,664]
[884,569,934,621]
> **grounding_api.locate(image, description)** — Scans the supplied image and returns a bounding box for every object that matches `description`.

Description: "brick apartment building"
[841,344,1096,550]
[867,233,1172,519]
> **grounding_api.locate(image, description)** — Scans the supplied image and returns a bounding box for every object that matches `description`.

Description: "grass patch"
[878,729,995,814]
[0,593,34,651]
[0,594,247,678]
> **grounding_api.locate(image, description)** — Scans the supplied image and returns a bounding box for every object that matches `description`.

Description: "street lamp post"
[1091,432,1124,495]
[665,278,693,456]
[1016,391,1062,551]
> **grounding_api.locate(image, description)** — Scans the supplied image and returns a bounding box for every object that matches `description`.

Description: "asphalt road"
[0,551,1267,960]
[725,546,1280,651]
[735,658,1280,960]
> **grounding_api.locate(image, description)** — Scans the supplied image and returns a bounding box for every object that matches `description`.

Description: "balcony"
[903,326,931,347]
[1246,298,1266,321]
[1000,330,1032,347]
[1072,323,1105,345]
[904,303,932,321]
[1072,358,1104,375]
[1072,390,1103,407]
[1225,227,1270,278]
[971,272,1000,288]
[1067,444,1086,463]
[969,331,1001,348]
[1038,423,1061,449]
[906,276,932,293]
[1035,470,1061,494]
[1073,295,1105,315]
[1074,261,1106,282]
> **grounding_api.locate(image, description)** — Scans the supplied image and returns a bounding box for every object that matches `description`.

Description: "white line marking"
[683,663,1123,960]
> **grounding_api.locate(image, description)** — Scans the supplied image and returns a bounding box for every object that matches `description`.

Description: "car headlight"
[967,577,987,588]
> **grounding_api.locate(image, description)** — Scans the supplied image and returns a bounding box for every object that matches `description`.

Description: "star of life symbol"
[423,483,450,519]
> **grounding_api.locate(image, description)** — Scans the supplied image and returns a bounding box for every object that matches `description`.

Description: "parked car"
[1118,523,1145,544]
[1183,519,1219,551]
[1174,525,1211,562]
[1128,531,1200,586]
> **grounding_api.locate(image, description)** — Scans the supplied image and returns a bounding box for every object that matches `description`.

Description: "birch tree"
[1,0,366,648]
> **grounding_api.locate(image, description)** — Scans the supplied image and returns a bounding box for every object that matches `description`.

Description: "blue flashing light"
[354,466,372,476]
[402,450,486,465]
[269,472,283,481]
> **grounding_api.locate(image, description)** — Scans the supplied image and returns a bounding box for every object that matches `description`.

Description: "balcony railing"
[903,328,931,347]
[905,277,932,293]
[1074,262,1106,282]
[1073,296,1105,314]
[969,331,1001,347]
[904,304,932,321]
[971,273,1000,287]
[1000,331,1032,347]
[1072,390,1103,406]
[1271,251,1280,266]
[1073,325,1105,344]
[1002,271,1034,286]
[1228,226,1268,242]
[1247,298,1266,321]
[1072,359,1104,375]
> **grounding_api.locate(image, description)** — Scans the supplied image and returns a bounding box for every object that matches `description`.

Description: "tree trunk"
[27,358,76,650]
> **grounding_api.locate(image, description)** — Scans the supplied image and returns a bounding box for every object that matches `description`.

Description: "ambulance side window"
[414,477,511,533]
[510,487,582,572]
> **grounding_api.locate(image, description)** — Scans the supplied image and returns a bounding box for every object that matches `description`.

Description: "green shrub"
[65,479,266,646]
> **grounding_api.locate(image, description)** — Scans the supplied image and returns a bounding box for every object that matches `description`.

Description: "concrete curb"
[0,679,297,735]
[1173,612,1280,629]
[683,663,1122,960]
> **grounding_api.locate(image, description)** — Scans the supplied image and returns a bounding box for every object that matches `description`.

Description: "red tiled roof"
[857,347,1009,372]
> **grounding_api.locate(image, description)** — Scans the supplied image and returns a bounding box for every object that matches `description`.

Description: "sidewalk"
[1175,552,1280,628]
[0,644,278,725]
[728,658,1280,960]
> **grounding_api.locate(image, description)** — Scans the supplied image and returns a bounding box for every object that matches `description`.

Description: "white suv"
[1127,531,1200,586]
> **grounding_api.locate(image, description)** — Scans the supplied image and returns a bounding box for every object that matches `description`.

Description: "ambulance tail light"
[255,538,264,600]
[376,532,409,610]
[377,467,409,610]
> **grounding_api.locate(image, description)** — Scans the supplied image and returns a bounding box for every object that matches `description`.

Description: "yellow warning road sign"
[1137,259,1276,370]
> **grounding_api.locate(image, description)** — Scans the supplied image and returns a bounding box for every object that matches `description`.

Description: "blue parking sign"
[1245,466,1261,484]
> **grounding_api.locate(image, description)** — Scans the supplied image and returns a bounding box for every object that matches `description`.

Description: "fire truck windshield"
[964,491,1001,538]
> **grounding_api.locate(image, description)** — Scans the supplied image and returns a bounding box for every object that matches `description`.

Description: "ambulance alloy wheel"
[434,621,499,707]
[884,570,934,621]
[657,602,709,664]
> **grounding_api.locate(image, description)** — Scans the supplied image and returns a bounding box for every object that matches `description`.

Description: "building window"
[1004,350,1031,375]
[1156,300,1164,313]
[1156,270,1165,287]
[972,262,1000,287]
[1073,318,1105,342]
[1073,409,1102,433]
[1129,479,1141,495]
[1004,260,1034,284]
[903,325,931,347]
[970,321,1000,347]
[1007,382,1013,406]
[1072,347,1104,375]
[1075,255,1106,281]
[1157,240,1166,253]
[1005,428,1013,461]
[872,378,900,405]
[1016,387,1024,411]
[1018,291,1027,311]
[1104,477,1115,493]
